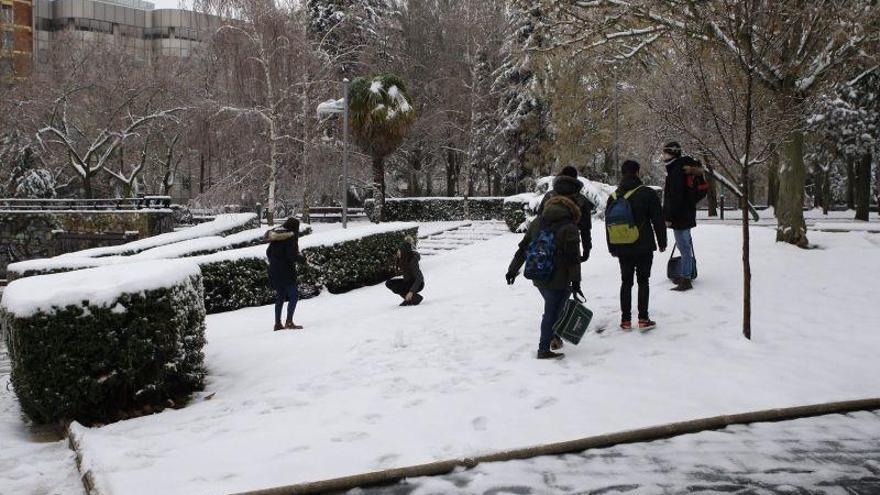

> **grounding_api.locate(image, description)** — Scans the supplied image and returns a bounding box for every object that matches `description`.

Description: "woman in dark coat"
[385,239,425,306]
[266,217,306,331]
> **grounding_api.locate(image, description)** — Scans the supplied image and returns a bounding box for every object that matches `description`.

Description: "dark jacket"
[266,228,305,289]
[605,175,668,257]
[509,195,582,291]
[399,251,424,293]
[537,175,593,257]
[663,155,702,230]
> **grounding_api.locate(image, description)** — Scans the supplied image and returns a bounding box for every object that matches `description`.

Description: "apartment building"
[0,0,33,78]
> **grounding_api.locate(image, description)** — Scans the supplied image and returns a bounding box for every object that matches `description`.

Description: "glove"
[505,272,517,285]
[570,281,585,299]
[580,250,590,262]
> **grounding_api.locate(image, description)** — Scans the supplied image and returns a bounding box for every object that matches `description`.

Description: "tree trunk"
[82,171,93,199]
[776,130,809,247]
[742,172,752,340]
[706,171,718,217]
[372,155,386,222]
[821,169,830,215]
[855,152,871,221]
[846,160,855,210]
[767,152,779,211]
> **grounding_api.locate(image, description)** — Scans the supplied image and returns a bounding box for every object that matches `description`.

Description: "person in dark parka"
[537,165,594,262]
[266,217,306,331]
[386,239,425,306]
[661,141,703,291]
[606,160,667,331]
[507,195,583,360]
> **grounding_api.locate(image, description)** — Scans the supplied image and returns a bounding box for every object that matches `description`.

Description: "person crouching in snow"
[506,195,583,360]
[266,217,306,331]
[385,239,424,306]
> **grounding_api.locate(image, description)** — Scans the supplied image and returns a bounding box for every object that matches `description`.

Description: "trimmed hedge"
[502,196,531,232]
[193,224,418,314]
[1,262,207,425]
[501,177,615,232]
[364,197,505,222]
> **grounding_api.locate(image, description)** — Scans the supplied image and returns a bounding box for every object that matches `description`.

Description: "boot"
[550,337,564,350]
[273,322,284,332]
[638,319,657,331]
[410,294,424,306]
[285,320,303,330]
[620,320,632,331]
[537,350,565,360]
[671,279,693,292]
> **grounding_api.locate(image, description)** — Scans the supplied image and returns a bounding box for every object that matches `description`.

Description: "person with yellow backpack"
[605,160,667,331]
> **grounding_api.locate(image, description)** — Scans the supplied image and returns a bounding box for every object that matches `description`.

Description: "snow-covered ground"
[67,222,880,495]
[368,410,880,494]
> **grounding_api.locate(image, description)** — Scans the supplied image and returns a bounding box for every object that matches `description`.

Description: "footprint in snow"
[472,416,488,431]
[533,397,558,410]
[331,431,369,443]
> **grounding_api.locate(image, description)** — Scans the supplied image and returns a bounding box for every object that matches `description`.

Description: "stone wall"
[0,210,174,278]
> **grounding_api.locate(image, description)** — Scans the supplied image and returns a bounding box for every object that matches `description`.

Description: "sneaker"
[550,337,564,350]
[537,350,565,360]
[399,299,410,307]
[638,319,657,331]
[671,279,693,291]
[620,320,632,331]
[273,322,284,332]
[410,294,424,306]
[285,320,303,330]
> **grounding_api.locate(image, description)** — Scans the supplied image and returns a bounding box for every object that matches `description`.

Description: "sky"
[150,0,191,10]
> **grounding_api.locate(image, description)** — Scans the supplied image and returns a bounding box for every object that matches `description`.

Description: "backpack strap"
[622,185,644,199]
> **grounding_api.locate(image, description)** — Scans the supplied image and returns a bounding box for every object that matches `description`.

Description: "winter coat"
[605,175,668,257]
[266,228,306,290]
[509,195,582,291]
[663,155,702,230]
[398,252,425,294]
[537,175,594,256]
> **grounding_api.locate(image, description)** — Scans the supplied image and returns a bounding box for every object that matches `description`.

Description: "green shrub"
[364,197,505,222]
[502,196,531,232]
[192,223,418,314]
[1,261,207,425]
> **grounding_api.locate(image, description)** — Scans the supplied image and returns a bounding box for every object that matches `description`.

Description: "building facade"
[0,0,33,78]
[30,0,220,66]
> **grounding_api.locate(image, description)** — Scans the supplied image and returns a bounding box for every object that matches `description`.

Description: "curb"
[67,421,104,495]
[229,397,880,495]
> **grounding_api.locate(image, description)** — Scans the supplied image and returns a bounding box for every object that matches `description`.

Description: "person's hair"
[621,160,641,176]
[397,240,414,270]
[663,141,682,157]
[558,165,578,179]
[282,217,299,233]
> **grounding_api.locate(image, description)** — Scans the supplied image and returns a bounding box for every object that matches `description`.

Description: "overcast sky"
[150,0,191,10]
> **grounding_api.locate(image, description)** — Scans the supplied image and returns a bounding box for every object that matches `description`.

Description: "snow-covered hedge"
[193,223,418,314]
[0,260,207,425]
[59,213,260,258]
[364,197,505,222]
[502,177,615,232]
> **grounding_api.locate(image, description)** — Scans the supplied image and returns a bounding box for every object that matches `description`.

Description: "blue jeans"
[274,283,298,323]
[673,229,695,280]
[537,288,568,352]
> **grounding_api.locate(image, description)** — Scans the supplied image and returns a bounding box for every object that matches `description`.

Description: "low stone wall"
[0,210,174,277]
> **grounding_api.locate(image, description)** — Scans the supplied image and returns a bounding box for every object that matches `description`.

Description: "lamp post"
[316,78,351,228]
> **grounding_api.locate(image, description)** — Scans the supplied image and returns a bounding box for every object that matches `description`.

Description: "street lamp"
[316,78,351,228]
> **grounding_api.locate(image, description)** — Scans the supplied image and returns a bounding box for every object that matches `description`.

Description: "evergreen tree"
[306,0,394,74]
[491,0,555,195]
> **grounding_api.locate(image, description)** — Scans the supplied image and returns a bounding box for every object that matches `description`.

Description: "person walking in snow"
[662,141,704,291]
[605,160,667,331]
[506,195,583,360]
[266,217,306,331]
[385,238,424,306]
[537,165,593,263]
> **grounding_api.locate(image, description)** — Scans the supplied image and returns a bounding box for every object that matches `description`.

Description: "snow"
[0,260,201,318]
[57,213,257,258]
[813,222,880,232]
[369,80,383,94]
[65,223,880,495]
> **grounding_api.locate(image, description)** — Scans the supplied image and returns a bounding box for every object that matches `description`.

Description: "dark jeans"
[385,278,423,298]
[274,283,298,323]
[619,253,653,321]
[537,288,568,352]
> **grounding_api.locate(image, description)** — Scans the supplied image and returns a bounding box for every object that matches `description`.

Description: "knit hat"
[621,160,640,176]
[663,141,682,156]
[282,217,299,232]
[558,165,578,179]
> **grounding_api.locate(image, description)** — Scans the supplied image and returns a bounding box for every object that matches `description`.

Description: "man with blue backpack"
[605,160,667,331]
[506,195,583,360]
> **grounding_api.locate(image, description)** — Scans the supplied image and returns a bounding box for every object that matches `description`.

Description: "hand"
[405,292,414,302]
[505,272,517,285]
[665,221,672,228]
[580,250,590,262]
[570,282,584,299]
[659,246,667,253]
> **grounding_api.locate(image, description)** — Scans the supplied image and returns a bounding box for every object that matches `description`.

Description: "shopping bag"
[552,297,594,345]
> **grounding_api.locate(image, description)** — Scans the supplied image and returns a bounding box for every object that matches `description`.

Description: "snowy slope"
[71,224,880,495]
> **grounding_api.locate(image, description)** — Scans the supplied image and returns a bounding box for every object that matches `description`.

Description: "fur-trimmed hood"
[542,194,581,224]
[266,228,295,242]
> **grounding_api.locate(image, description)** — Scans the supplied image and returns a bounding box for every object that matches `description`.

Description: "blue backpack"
[523,223,557,281]
[606,186,643,245]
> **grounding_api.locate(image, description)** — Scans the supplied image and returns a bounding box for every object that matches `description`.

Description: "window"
[1,5,13,24]
[2,31,12,51]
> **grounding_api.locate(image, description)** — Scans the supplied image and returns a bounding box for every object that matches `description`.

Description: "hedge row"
[501,177,615,232]
[364,197,505,222]
[192,223,418,314]
[1,261,207,425]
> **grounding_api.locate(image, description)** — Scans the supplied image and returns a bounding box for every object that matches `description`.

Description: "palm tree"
[349,74,416,222]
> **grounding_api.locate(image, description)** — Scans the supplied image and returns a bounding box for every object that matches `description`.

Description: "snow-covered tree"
[307,0,394,74]
[492,0,555,194]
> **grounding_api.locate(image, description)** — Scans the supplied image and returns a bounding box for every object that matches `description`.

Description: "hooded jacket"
[605,175,668,257]
[266,227,306,289]
[537,175,593,256]
[397,242,425,294]
[663,155,702,230]
[509,195,582,291]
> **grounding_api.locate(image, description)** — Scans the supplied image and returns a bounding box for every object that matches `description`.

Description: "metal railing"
[0,196,172,211]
